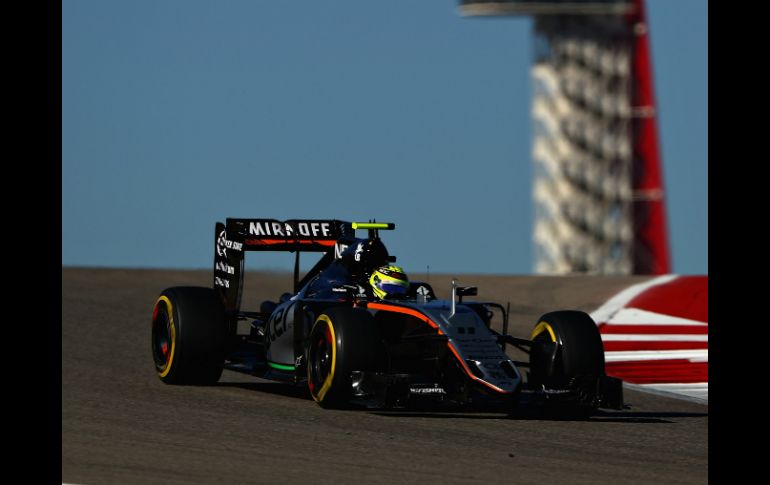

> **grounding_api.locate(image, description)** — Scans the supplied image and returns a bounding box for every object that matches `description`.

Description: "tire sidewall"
[151,286,226,385]
[531,310,605,381]
[307,306,385,407]
[152,295,178,380]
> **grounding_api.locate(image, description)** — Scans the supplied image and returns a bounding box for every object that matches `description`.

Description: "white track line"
[591,275,709,403]
[604,350,708,362]
[624,382,708,405]
[601,334,708,342]
[590,274,678,324]
[602,308,707,326]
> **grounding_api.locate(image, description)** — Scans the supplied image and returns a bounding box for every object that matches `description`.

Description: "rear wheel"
[529,310,605,417]
[151,286,227,385]
[307,307,385,408]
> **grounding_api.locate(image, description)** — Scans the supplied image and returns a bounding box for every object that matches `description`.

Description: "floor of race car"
[63,268,708,485]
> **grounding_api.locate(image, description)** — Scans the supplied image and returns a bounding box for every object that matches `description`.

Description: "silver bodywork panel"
[385,300,521,394]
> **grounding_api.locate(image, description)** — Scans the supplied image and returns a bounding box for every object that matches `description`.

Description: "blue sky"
[62,0,707,275]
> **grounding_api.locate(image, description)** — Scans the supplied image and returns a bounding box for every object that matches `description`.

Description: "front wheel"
[151,286,227,385]
[307,307,385,408]
[528,310,606,417]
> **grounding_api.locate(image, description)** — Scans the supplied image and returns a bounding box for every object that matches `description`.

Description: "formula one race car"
[151,219,623,414]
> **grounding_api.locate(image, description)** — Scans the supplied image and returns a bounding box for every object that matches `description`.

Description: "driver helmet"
[369,265,409,300]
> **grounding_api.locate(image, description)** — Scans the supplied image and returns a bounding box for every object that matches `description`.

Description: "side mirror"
[457,286,477,303]
[450,280,479,316]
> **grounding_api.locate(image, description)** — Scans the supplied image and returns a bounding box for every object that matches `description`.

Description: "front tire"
[307,307,385,408]
[151,286,227,385]
[529,310,606,417]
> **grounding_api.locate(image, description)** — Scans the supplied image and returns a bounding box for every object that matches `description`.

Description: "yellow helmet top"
[369,265,409,300]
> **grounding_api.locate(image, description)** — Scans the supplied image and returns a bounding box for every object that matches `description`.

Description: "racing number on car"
[268,302,295,343]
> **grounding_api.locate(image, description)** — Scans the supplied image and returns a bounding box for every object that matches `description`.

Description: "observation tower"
[459,0,670,274]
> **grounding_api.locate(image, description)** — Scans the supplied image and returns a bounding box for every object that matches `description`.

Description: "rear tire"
[151,286,227,385]
[307,307,385,408]
[529,310,605,417]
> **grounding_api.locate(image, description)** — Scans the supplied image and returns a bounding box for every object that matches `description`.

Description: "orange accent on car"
[366,302,509,394]
[366,302,441,331]
[244,239,336,246]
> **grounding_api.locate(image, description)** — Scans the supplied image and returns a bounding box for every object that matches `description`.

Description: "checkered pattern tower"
[459,0,670,274]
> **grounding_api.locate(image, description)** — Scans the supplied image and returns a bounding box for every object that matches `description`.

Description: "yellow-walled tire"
[307,307,385,408]
[528,310,606,417]
[529,310,605,385]
[151,287,226,385]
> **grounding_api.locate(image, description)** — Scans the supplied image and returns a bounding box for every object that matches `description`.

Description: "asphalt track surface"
[63,268,708,484]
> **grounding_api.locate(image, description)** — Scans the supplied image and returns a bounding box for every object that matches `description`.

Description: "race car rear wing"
[213,218,355,314]
[225,218,353,252]
[213,218,395,315]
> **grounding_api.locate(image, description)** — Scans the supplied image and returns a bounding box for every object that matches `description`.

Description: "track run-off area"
[63,268,707,484]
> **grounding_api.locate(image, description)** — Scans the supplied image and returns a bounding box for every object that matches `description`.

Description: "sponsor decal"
[248,221,332,238]
[216,231,227,257]
[542,389,571,395]
[334,242,349,259]
[268,302,295,343]
[453,338,496,343]
[416,286,430,296]
[215,261,235,275]
[217,230,243,257]
[331,285,365,297]
[409,385,446,395]
[354,242,364,262]
[214,276,230,288]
